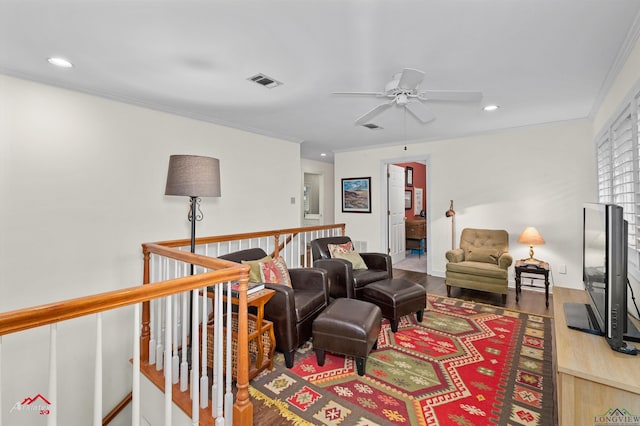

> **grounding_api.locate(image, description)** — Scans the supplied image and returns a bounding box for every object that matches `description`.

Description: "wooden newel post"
[141,246,151,362]
[233,270,254,424]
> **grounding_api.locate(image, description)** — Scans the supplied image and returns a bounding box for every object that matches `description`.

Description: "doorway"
[303,172,324,225]
[383,157,430,275]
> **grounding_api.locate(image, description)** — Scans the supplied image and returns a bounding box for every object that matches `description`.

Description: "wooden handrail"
[0,263,247,336]
[102,392,132,425]
[151,223,346,248]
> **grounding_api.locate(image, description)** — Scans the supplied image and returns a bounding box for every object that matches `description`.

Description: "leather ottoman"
[361,278,426,332]
[312,298,382,376]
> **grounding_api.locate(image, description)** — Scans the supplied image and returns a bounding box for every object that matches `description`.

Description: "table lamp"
[518,227,545,265]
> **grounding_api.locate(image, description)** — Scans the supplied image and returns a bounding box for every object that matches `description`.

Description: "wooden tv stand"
[553,287,640,424]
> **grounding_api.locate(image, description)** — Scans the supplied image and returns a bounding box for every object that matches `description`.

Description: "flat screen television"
[564,203,638,354]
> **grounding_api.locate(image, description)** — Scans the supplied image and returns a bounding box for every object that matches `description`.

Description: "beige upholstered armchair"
[445,228,513,304]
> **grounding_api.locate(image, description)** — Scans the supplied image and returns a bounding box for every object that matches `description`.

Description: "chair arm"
[446,248,465,263]
[360,252,393,277]
[263,283,298,353]
[498,252,513,269]
[288,267,330,306]
[313,258,355,299]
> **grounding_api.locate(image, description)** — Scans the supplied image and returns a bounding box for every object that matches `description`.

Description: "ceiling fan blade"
[355,101,394,125]
[332,91,386,96]
[397,68,425,90]
[417,90,483,102]
[405,101,436,124]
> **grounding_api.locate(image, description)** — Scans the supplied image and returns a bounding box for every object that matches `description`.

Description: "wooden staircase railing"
[0,223,345,426]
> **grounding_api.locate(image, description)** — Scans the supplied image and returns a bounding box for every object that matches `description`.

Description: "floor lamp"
[165,154,221,266]
[445,200,456,250]
[165,154,221,360]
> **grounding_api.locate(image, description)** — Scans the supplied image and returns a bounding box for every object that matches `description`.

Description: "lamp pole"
[188,196,199,274]
[445,200,456,250]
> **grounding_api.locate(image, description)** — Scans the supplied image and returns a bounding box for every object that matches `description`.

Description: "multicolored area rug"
[249,295,554,425]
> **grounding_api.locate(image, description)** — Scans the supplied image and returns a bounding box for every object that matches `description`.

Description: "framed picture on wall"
[414,187,423,215]
[405,189,412,210]
[342,177,371,213]
[405,166,414,186]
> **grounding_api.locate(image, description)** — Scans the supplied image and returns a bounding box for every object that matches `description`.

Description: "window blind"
[597,99,640,273]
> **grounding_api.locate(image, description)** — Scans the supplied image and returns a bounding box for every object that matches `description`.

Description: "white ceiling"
[2,0,640,163]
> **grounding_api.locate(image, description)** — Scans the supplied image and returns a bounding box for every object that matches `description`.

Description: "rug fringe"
[248,386,313,426]
[428,294,554,318]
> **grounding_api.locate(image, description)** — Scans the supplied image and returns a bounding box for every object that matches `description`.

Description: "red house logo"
[21,394,51,406]
[10,393,51,416]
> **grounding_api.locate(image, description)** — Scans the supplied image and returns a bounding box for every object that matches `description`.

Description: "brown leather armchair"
[219,248,329,368]
[310,236,392,299]
[445,228,513,304]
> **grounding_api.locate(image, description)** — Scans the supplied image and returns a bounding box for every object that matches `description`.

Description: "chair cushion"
[446,261,508,279]
[258,257,292,287]
[294,287,328,322]
[353,269,390,288]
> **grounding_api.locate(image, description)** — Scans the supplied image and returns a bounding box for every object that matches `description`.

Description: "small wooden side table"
[207,288,276,379]
[515,260,550,308]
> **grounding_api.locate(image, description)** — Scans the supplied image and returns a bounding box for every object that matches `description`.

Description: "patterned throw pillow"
[258,256,292,287]
[241,255,272,282]
[332,249,368,270]
[327,242,353,258]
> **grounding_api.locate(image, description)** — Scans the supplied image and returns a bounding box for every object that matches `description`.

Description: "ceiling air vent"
[248,73,282,89]
[362,123,383,130]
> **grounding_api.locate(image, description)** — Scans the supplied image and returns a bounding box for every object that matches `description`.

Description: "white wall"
[0,74,301,425]
[334,119,595,290]
[301,158,335,226]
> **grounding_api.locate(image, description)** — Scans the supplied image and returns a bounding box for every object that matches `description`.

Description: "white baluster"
[211,285,219,415]
[93,313,102,426]
[224,282,233,426]
[172,294,179,384]
[157,258,169,371]
[214,284,224,425]
[180,291,188,392]
[200,287,208,409]
[47,324,57,426]
[191,290,199,425]
[164,296,172,426]
[149,298,156,365]
[149,257,156,365]
[132,303,140,426]
[156,297,164,371]
[1,335,3,426]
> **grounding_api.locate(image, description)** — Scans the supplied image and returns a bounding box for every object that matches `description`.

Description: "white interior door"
[388,164,406,263]
[303,172,324,225]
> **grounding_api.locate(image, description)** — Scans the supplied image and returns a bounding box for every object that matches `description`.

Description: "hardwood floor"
[251,270,555,424]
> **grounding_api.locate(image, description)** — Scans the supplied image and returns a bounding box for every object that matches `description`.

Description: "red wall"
[396,162,426,219]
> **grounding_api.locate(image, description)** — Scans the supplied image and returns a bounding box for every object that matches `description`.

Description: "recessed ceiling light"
[48,57,73,68]
[320,153,327,157]
[483,105,499,112]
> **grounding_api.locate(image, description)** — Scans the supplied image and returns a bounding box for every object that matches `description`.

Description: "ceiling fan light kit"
[334,68,483,126]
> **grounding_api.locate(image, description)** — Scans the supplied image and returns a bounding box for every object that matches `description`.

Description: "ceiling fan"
[333,68,483,126]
